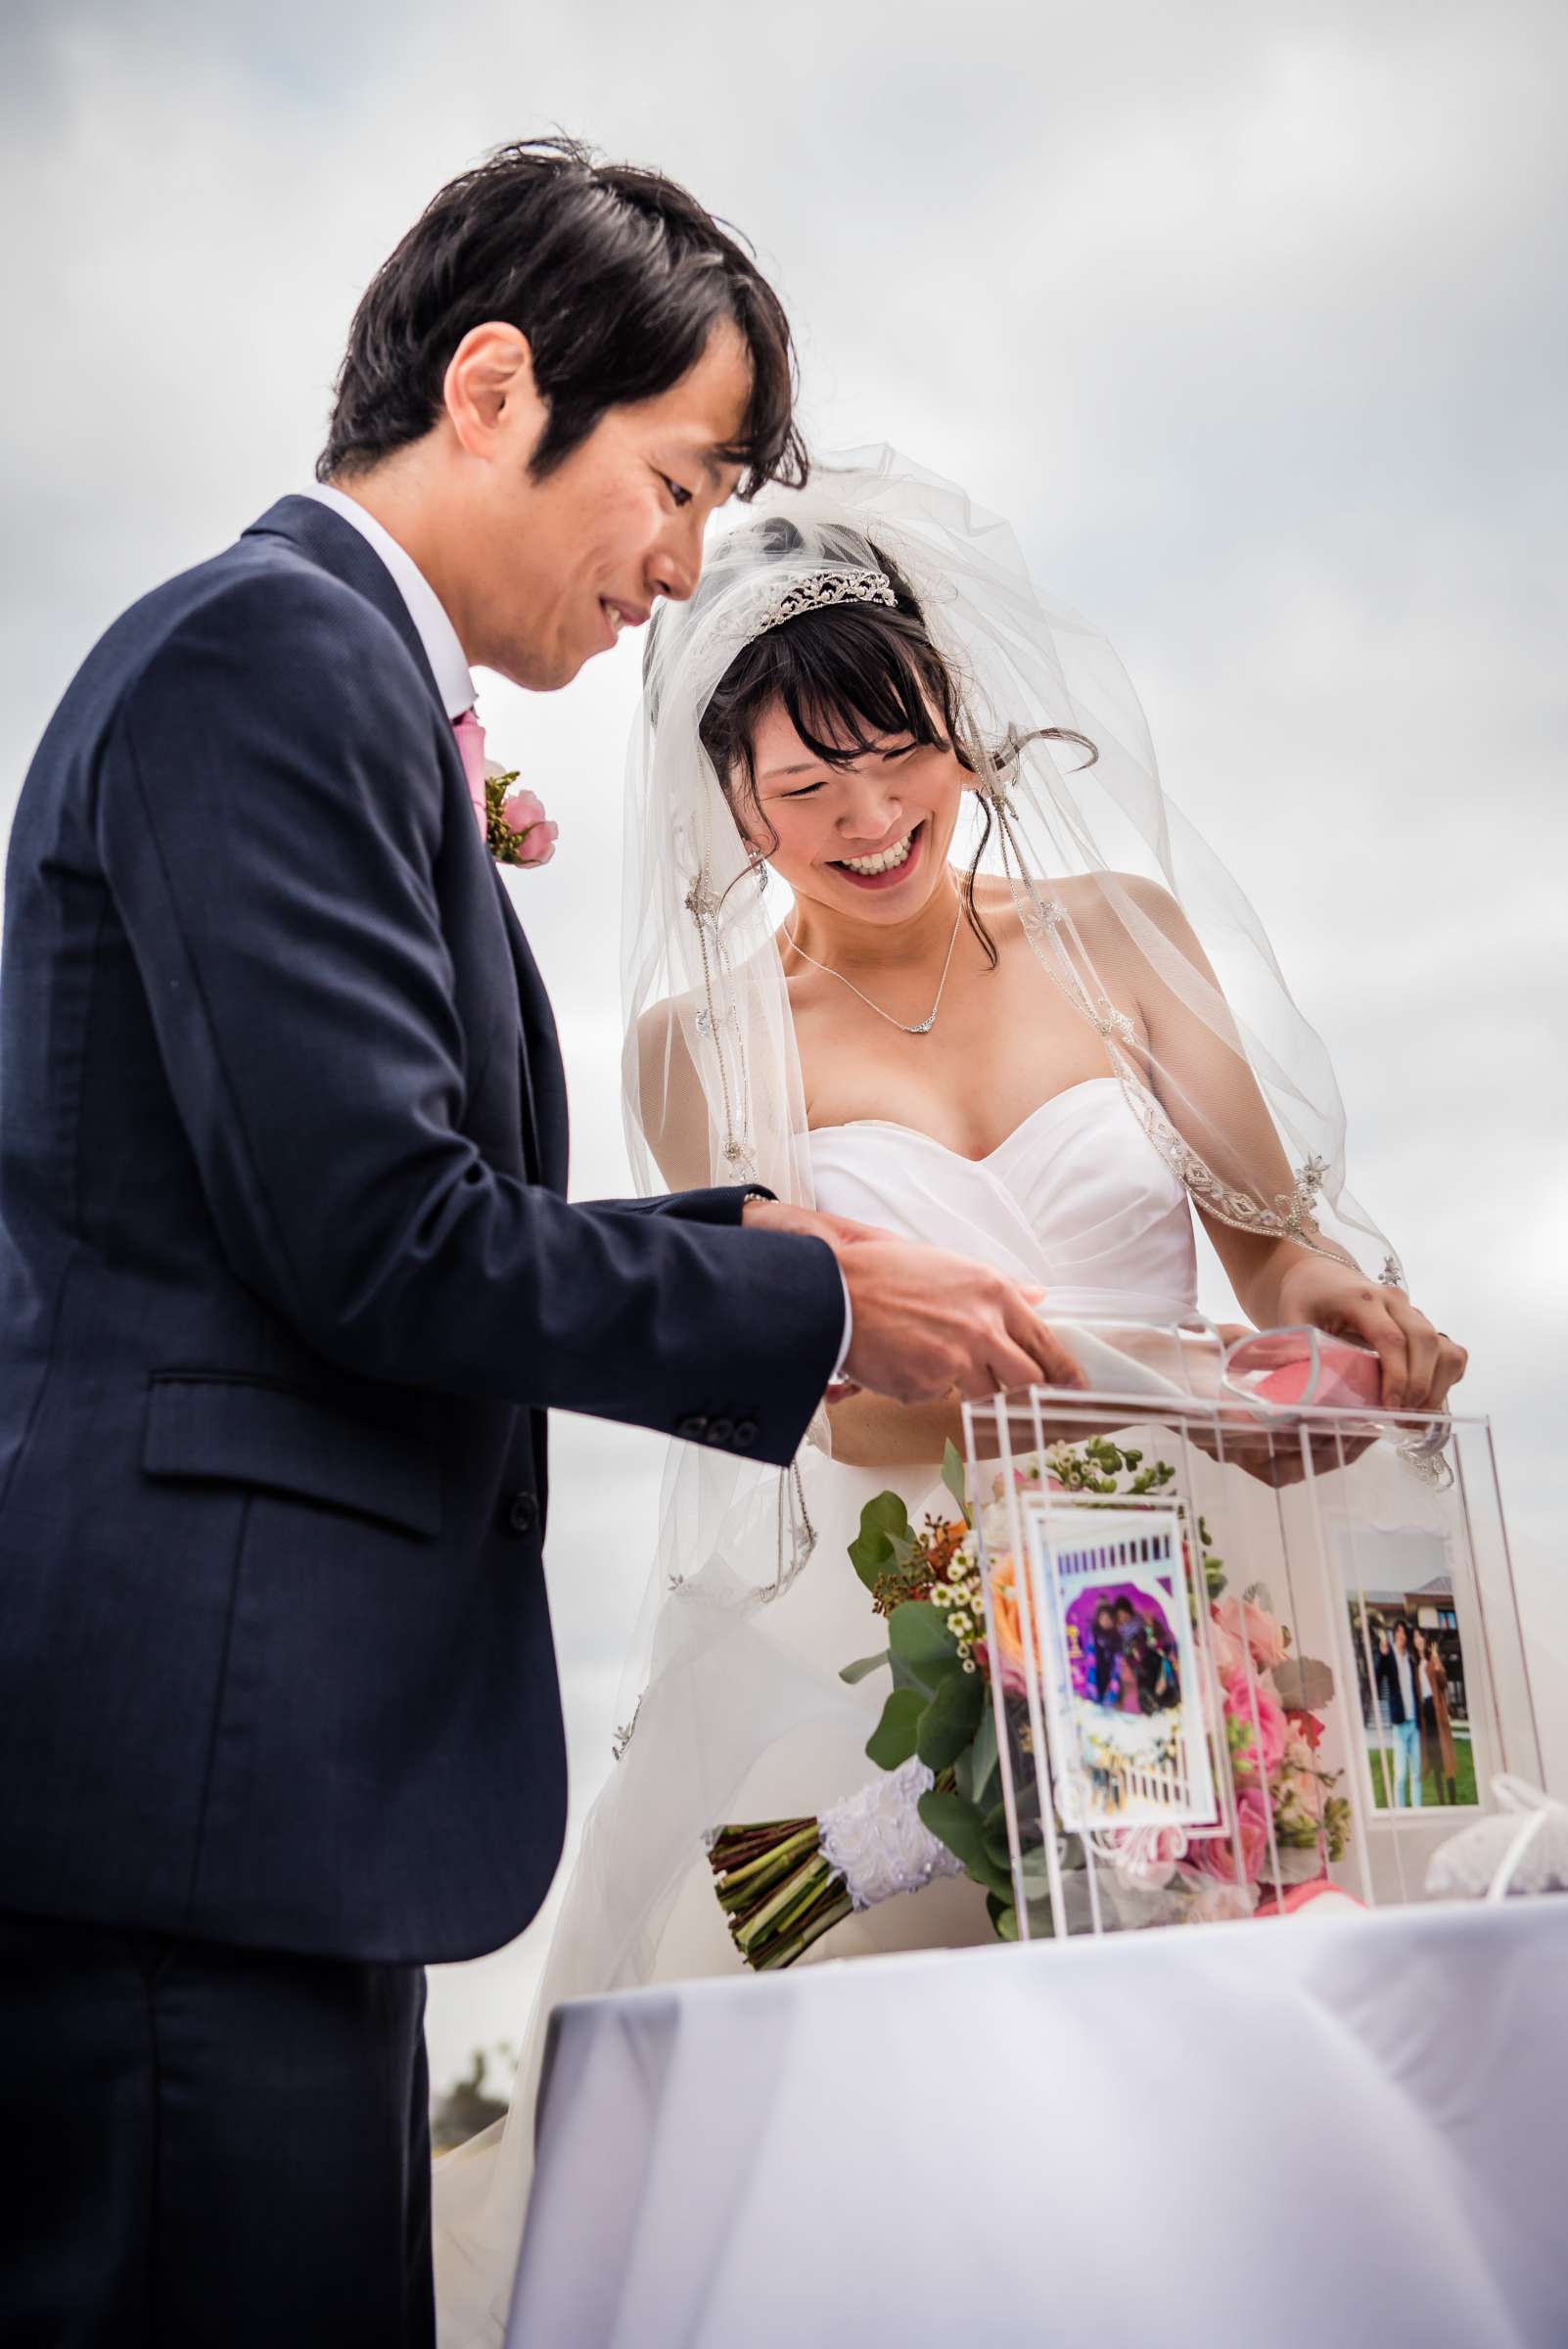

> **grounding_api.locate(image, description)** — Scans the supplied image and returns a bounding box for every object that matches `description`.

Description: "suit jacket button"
[707,1416,734,1446]
[508,1491,539,1536]
[676,1414,710,1441]
[733,1419,759,1450]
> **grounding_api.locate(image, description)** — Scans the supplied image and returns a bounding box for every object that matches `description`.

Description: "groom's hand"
[742,1199,1083,1404]
[741,1198,882,1251]
[840,1238,1084,1403]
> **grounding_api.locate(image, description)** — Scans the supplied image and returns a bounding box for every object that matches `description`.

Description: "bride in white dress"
[432,450,1464,2339]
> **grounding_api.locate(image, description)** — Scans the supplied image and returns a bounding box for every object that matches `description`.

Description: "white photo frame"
[1331,1520,1485,1823]
[1020,1496,1219,1835]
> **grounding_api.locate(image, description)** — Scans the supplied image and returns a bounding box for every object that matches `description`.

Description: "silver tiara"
[717,567,897,648]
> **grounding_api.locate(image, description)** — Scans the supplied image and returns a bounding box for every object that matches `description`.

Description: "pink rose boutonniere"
[484,765,558,869]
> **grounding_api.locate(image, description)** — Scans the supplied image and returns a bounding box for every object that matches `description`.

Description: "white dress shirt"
[300,484,853,1379]
[302,483,475,720]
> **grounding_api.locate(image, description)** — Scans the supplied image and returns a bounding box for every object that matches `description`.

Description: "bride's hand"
[1271,1257,1467,1412]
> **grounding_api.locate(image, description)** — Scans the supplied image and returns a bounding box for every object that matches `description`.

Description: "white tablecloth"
[508,1901,1568,2348]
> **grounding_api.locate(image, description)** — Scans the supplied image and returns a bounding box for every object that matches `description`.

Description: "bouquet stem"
[707,1818,853,1970]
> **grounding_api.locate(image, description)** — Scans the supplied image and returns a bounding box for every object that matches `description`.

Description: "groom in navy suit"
[0,141,1063,2344]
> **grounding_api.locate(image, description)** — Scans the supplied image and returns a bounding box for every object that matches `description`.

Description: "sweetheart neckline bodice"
[807,1076,1123,1169]
[807,1073,1200,1324]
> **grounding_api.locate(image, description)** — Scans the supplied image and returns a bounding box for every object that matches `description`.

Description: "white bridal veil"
[432,446,1404,2340]
[617,440,1402,1683]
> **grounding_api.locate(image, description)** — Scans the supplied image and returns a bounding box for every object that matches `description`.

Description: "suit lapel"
[243,496,568,1195]
[243,495,453,732]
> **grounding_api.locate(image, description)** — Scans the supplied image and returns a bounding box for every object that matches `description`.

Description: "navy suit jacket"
[0,496,843,1963]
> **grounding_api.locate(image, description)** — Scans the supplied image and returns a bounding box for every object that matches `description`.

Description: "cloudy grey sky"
[5,0,1565,2086]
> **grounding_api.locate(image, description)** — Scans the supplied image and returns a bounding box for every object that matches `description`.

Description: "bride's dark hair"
[698,522,1089,968]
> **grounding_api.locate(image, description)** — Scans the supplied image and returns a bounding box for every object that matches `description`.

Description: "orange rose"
[980,1557,1038,1697]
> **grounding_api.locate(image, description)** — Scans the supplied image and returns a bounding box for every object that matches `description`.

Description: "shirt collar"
[301,484,476,721]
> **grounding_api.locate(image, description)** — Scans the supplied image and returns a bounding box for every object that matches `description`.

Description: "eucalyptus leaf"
[888,1600,961,1689]
[848,1528,892,1592]
[917,1787,987,1873]
[839,1649,891,1686]
[985,1888,1056,1943]
[942,1438,971,1521]
[967,1705,999,1812]
[849,1491,913,1591]
[983,1821,1013,1872]
[918,1788,1014,1897]
[916,1661,985,1771]
[865,1686,926,1771]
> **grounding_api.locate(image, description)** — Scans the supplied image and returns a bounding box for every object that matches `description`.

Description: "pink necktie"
[453,710,488,841]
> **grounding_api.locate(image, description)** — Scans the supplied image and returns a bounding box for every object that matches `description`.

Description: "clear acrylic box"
[962,1324,1542,1937]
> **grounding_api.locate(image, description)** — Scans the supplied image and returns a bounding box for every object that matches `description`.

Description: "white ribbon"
[1425,1773,1568,1903]
[819,1759,966,1911]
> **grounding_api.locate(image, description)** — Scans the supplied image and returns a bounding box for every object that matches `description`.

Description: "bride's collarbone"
[793,903,1139,1159]
[803,1032,1120,1162]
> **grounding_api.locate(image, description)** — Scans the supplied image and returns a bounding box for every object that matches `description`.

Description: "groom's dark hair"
[318,137,807,496]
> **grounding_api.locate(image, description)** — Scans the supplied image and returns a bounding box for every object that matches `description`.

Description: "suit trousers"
[0,1911,433,2348]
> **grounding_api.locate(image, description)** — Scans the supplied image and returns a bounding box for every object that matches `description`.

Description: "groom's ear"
[443,323,548,468]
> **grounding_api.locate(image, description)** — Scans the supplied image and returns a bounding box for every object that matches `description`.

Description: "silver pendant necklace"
[782,894,965,1036]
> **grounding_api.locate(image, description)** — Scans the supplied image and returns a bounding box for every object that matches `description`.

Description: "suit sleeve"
[591,1187,760,1225]
[96,576,842,1466]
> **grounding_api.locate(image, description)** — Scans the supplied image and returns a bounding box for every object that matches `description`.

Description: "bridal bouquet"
[707,1439,1350,1965]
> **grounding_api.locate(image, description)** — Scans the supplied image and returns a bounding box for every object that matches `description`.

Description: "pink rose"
[1186,1785,1271,1885]
[500,788,558,867]
[1223,1670,1288,1780]
[1214,1595,1289,1675]
[1207,1610,1247,1683]
[1106,1822,1189,1891]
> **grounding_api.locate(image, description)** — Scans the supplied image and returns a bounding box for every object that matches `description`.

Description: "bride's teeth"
[839,831,914,876]
[604,603,623,635]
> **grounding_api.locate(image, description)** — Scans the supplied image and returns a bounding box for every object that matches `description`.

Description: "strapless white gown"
[432,1080,1200,2339]
[652,1077,1200,1971]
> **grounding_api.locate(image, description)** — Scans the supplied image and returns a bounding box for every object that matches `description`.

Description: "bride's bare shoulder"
[974,867,1176,929]
[988,868,1188,934]
[633,995,715,1188]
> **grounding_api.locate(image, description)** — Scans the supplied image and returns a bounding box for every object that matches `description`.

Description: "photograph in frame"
[1022,1497,1219,1835]
[1335,1522,1480,1815]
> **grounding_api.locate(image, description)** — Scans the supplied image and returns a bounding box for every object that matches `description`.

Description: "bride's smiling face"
[745,700,970,925]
